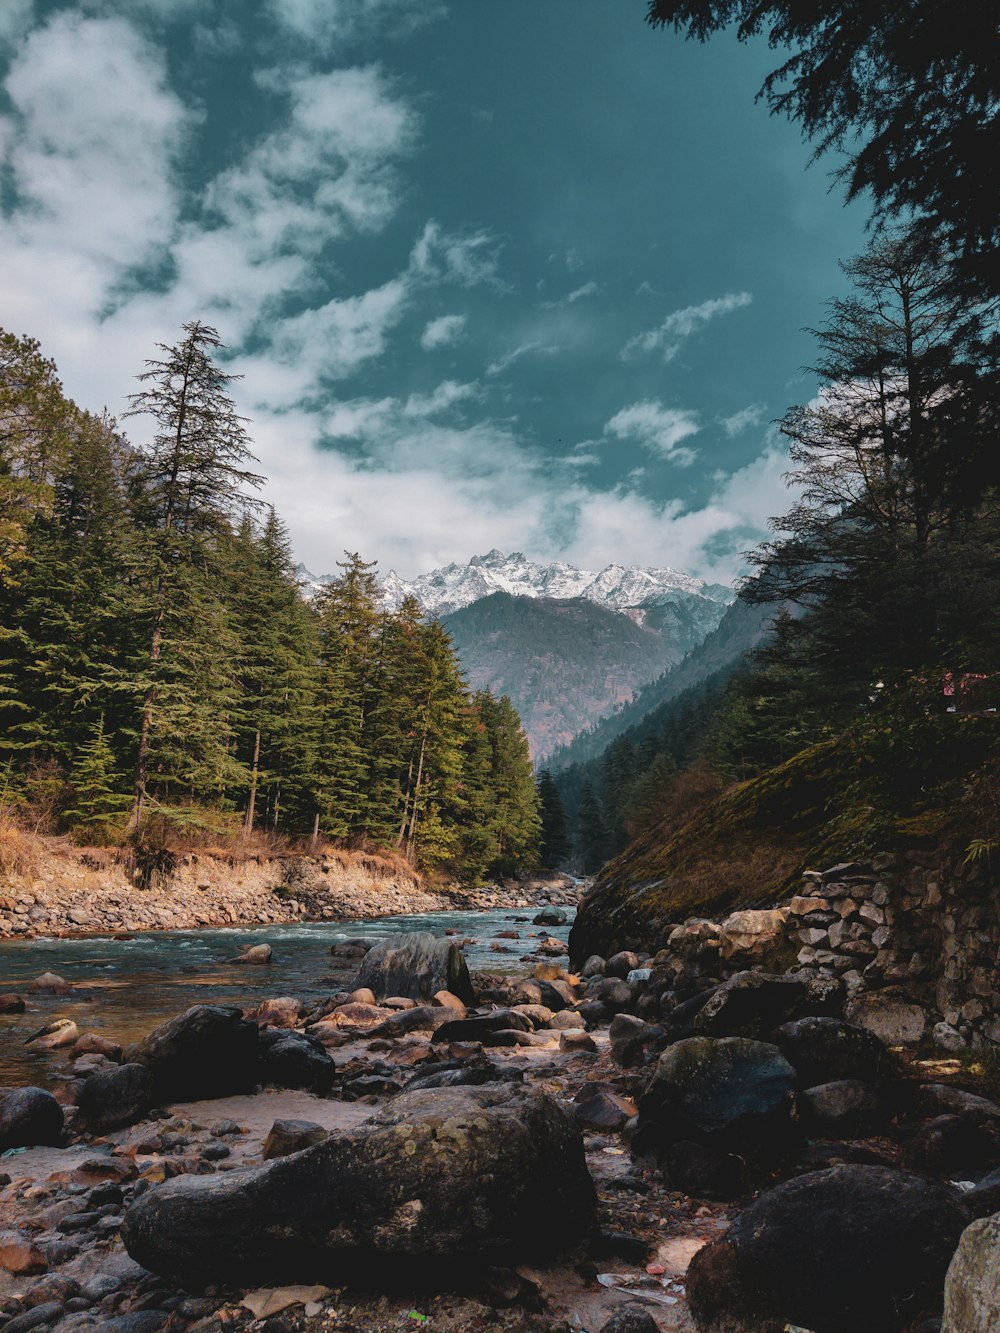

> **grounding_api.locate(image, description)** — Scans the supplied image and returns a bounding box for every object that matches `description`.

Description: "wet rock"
[257,1028,335,1093]
[127,1004,260,1102]
[771,1016,894,1088]
[1,1301,64,1331]
[0,994,25,1014]
[262,1119,329,1160]
[366,1005,455,1039]
[589,977,633,1009]
[27,972,70,994]
[352,931,475,1006]
[637,1036,796,1161]
[23,1018,78,1049]
[402,1059,524,1093]
[693,972,811,1039]
[228,943,272,965]
[943,1212,1000,1331]
[77,1064,156,1134]
[122,1084,596,1287]
[687,1165,970,1333]
[70,1032,123,1061]
[798,1080,885,1139]
[581,955,606,978]
[0,1086,64,1151]
[533,907,567,926]
[512,977,575,1011]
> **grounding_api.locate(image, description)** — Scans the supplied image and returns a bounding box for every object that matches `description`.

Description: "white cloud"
[420,313,467,350]
[0,0,34,46]
[403,380,480,417]
[623,290,753,362]
[541,279,598,309]
[719,401,767,437]
[486,340,558,377]
[265,0,445,49]
[605,400,700,464]
[410,220,503,289]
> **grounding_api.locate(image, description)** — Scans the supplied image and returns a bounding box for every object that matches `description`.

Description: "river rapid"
[0,906,573,1088]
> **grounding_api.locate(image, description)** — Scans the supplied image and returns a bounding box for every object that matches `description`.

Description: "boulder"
[573,1087,637,1131]
[967,1166,1000,1219]
[902,1114,1000,1178]
[609,1014,652,1068]
[254,997,302,1028]
[606,951,641,979]
[659,1140,744,1200]
[28,972,69,994]
[512,977,575,1011]
[403,1059,524,1093]
[0,1086,64,1150]
[846,990,927,1045]
[533,907,567,926]
[229,943,272,965]
[431,1009,532,1044]
[77,1065,156,1134]
[0,994,25,1014]
[718,908,789,961]
[693,972,811,1039]
[366,1006,454,1039]
[262,1119,329,1160]
[0,1231,47,1275]
[352,932,475,1006]
[581,955,606,978]
[599,1306,660,1333]
[127,1005,260,1102]
[686,1165,970,1333]
[797,1080,885,1139]
[122,1083,596,1287]
[943,1213,1000,1332]
[560,1030,597,1053]
[771,1016,894,1088]
[257,1028,335,1093]
[636,1037,796,1175]
[71,1032,123,1061]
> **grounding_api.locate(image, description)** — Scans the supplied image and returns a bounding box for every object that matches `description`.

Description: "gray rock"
[798,1079,885,1139]
[257,1028,335,1092]
[127,1004,259,1102]
[846,989,927,1045]
[122,1084,596,1287]
[943,1212,1000,1332]
[688,1165,970,1333]
[609,1014,651,1068]
[694,972,811,1039]
[771,1017,894,1088]
[533,907,567,926]
[599,1304,660,1333]
[352,932,474,1006]
[262,1119,329,1160]
[77,1065,155,1134]
[0,1086,64,1151]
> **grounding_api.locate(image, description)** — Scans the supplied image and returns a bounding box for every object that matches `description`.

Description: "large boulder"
[0,1086,64,1151]
[845,989,927,1045]
[126,1005,260,1102]
[77,1064,156,1134]
[353,932,475,1006]
[771,1017,894,1088]
[636,1036,796,1167]
[687,1165,970,1333]
[257,1028,336,1093]
[431,1009,533,1044]
[943,1213,1000,1332]
[717,909,789,961]
[693,973,811,1039]
[122,1083,596,1287]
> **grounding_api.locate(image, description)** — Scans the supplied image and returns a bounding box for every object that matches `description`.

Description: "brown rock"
[262,1119,329,1160]
[0,1231,47,1275]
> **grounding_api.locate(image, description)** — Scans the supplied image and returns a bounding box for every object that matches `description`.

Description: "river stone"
[0,1086,64,1151]
[693,972,811,1039]
[771,1016,894,1087]
[797,1080,885,1139]
[943,1212,1000,1331]
[687,1165,970,1333]
[77,1064,156,1134]
[352,932,474,1006]
[127,1004,260,1102]
[262,1119,329,1160]
[638,1037,796,1157]
[257,1028,335,1093]
[599,1305,660,1333]
[431,1009,533,1044]
[0,994,25,1014]
[533,907,567,926]
[122,1083,596,1287]
[402,1059,524,1093]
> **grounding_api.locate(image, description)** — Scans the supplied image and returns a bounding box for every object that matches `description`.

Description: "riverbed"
[0,906,572,1087]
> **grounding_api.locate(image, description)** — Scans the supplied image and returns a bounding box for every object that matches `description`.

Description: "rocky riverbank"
[2,912,998,1331]
[0,840,577,940]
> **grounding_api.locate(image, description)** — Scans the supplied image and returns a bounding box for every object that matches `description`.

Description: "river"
[0,906,572,1088]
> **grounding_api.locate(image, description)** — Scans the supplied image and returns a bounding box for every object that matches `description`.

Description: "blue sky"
[0,0,867,582]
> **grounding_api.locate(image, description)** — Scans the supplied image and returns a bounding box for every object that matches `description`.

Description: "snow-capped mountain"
[296,549,732,617]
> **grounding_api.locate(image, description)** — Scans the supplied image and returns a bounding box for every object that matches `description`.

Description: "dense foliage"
[0,325,540,881]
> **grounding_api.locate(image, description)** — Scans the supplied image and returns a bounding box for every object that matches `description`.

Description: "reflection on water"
[0,907,572,1088]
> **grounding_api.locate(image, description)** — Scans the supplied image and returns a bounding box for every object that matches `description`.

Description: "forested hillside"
[571,227,1000,897]
[442,591,683,759]
[0,323,540,881]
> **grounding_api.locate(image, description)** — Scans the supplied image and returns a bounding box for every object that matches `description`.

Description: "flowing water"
[0,906,573,1089]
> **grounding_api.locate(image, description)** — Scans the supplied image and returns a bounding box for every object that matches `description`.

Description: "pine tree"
[123,321,263,831]
[577,780,609,874]
[63,716,130,842]
[537,769,569,868]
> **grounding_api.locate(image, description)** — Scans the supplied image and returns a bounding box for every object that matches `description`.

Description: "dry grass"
[0,805,44,880]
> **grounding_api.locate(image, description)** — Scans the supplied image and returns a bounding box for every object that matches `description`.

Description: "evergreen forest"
[0,322,541,881]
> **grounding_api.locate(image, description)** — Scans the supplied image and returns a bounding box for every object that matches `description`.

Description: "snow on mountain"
[332,549,737,617]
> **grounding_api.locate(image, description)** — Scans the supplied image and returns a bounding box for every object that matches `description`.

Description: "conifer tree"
[577,780,609,874]
[63,716,129,842]
[537,768,569,868]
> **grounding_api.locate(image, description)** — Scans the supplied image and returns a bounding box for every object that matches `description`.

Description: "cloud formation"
[420,313,467,350]
[624,291,753,362]
[605,401,701,465]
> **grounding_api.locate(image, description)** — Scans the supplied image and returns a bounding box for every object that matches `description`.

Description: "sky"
[0,0,869,585]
